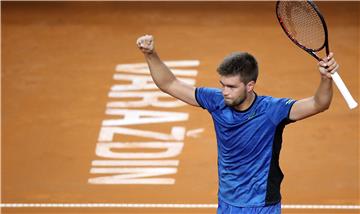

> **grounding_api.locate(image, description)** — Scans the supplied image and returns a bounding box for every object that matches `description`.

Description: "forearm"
[137,35,199,106]
[312,52,339,111]
[289,54,338,121]
[313,76,333,111]
[144,52,176,92]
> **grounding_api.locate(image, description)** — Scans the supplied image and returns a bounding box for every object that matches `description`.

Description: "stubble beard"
[224,94,247,107]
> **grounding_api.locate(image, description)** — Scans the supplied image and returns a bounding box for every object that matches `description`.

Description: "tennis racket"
[276,0,358,109]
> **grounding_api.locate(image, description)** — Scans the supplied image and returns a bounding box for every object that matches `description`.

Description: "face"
[219,75,252,107]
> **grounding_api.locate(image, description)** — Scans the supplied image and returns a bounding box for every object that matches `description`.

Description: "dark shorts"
[217,199,281,214]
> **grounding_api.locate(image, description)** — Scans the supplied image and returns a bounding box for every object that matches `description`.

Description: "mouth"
[224,97,232,104]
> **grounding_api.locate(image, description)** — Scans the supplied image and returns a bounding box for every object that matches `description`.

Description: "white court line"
[1,203,360,210]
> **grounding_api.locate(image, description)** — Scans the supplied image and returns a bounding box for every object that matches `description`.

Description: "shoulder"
[255,95,273,108]
[196,87,223,100]
[195,87,224,111]
[196,87,222,95]
[257,95,295,106]
[257,95,296,124]
[255,95,295,115]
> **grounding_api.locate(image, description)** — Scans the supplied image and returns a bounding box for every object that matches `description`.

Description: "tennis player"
[136,34,338,214]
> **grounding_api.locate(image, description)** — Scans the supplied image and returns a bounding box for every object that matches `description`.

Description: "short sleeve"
[195,87,221,112]
[268,97,296,125]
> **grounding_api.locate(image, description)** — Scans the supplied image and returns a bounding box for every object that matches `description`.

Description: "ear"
[246,81,255,92]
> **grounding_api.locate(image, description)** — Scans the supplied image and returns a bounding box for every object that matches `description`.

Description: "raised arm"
[289,53,338,121]
[136,35,199,107]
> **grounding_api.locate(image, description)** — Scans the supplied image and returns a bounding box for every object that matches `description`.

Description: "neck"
[234,91,256,111]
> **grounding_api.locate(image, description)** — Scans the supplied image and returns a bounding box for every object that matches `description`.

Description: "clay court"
[1,1,359,214]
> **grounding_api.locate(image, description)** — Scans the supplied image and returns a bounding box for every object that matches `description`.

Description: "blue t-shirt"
[195,87,296,207]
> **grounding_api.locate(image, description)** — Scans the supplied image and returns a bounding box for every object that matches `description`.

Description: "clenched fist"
[137,35,155,54]
[318,52,339,79]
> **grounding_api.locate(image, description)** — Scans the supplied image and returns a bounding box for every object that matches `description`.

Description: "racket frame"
[276,0,329,61]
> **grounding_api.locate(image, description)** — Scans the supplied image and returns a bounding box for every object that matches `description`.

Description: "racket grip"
[331,71,358,109]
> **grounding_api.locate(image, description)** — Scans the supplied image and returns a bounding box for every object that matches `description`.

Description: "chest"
[211,108,276,152]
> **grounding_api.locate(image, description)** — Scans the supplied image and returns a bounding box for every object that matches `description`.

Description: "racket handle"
[331,71,358,109]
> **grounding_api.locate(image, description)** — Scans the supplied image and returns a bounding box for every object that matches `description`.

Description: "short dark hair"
[216,52,258,84]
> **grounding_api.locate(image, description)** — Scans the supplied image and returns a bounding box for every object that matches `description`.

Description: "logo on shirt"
[247,111,257,120]
[285,99,295,105]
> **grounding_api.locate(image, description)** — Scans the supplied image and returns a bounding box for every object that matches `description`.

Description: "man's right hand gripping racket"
[276,0,358,109]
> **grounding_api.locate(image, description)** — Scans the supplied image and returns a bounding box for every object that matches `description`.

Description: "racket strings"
[277,1,325,51]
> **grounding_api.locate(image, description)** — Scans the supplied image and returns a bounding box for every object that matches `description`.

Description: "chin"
[224,99,233,106]
[226,98,245,107]
[225,100,236,107]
